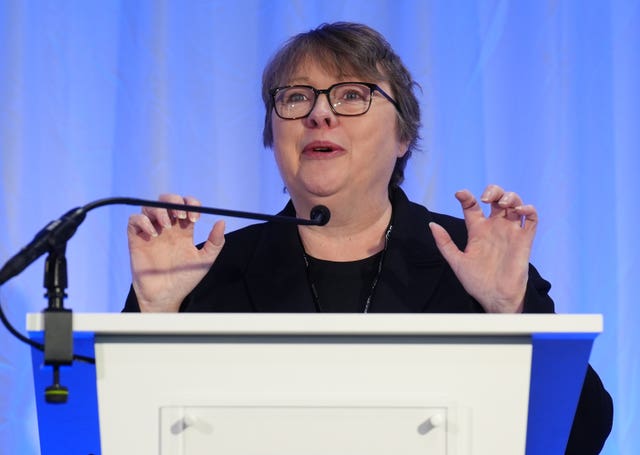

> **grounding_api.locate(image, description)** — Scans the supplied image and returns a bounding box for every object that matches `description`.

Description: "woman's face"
[271,60,408,205]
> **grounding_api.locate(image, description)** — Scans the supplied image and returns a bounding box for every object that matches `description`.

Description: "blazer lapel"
[373,189,449,313]
[244,204,317,312]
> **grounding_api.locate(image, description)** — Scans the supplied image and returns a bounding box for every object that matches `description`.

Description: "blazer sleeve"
[521,264,555,313]
[566,366,614,454]
[522,265,613,453]
[122,286,140,312]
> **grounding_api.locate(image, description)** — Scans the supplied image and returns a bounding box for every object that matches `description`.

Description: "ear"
[397,140,410,158]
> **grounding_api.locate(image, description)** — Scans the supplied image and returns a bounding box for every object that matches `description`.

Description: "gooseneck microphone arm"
[84,197,333,225]
[0,197,331,286]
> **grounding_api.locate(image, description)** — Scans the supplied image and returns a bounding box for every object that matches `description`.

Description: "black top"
[305,252,383,313]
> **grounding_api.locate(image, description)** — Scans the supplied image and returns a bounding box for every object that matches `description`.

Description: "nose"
[304,92,337,128]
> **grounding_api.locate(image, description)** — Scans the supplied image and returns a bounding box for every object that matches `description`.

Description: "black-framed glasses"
[270,82,400,120]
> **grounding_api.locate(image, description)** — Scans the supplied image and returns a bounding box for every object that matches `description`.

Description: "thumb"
[429,222,462,266]
[201,219,226,259]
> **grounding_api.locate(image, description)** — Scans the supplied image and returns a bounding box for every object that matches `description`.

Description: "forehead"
[277,53,384,86]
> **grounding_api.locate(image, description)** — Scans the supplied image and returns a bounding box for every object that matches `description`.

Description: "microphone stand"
[42,243,73,404]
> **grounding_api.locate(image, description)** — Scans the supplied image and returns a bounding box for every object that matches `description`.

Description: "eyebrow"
[286,76,369,86]
[287,76,312,85]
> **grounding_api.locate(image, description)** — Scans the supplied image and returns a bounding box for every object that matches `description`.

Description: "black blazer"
[124,188,613,453]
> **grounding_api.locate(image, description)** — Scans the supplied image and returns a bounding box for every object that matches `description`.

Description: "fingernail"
[189,213,198,222]
[178,211,187,219]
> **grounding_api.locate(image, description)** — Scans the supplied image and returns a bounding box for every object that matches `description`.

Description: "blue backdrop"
[1,1,637,453]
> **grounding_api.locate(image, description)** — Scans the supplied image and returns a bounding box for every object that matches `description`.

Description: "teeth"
[313,147,332,152]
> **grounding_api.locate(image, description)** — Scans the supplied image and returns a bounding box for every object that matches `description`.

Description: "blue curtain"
[1,1,637,453]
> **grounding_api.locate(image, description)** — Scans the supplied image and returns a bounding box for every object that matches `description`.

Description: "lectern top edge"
[26,312,603,337]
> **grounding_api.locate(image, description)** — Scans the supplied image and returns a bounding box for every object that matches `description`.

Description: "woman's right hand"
[127,194,226,312]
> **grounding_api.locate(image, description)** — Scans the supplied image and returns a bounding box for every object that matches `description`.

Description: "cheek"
[271,118,296,150]
[366,123,406,161]
[271,121,299,174]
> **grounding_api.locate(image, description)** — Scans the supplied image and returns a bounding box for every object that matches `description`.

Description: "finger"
[454,190,485,224]
[159,193,189,220]
[183,195,202,223]
[127,214,158,239]
[514,204,538,231]
[482,185,525,221]
[480,184,505,204]
[141,204,173,230]
[494,192,525,221]
[429,221,462,267]
[481,185,507,219]
[497,191,524,208]
[201,220,226,258]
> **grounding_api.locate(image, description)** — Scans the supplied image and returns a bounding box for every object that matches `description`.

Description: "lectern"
[28,313,602,454]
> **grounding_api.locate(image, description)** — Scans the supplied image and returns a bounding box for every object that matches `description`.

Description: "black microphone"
[0,207,86,285]
[310,205,331,226]
[0,198,331,285]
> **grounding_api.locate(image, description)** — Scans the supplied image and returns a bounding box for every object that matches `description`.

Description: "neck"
[296,191,393,261]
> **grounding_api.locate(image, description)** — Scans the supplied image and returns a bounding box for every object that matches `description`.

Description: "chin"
[294,180,344,199]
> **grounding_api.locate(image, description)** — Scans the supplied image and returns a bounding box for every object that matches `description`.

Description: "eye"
[277,87,312,105]
[286,92,308,103]
[334,84,369,103]
[343,90,365,101]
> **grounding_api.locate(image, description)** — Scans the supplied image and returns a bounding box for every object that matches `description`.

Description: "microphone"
[310,205,331,226]
[0,207,86,285]
[0,198,330,285]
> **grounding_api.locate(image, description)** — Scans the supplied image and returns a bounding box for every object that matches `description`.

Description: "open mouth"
[304,141,342,154]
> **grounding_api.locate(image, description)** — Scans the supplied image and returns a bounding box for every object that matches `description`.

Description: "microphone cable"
[0,295,95,364]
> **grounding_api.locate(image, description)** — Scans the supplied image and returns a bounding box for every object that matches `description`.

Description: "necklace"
[301,222,393,313]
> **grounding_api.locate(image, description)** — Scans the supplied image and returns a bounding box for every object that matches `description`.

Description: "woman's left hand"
[428,184,538,313]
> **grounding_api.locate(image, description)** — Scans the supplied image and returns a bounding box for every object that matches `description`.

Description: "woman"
[124,22,612,453]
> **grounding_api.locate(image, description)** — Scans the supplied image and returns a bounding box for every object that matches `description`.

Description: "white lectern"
[28,313,602,455]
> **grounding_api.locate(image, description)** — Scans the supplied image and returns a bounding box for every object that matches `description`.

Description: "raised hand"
[127,194,225,312]
[429,184,538,313]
